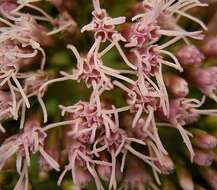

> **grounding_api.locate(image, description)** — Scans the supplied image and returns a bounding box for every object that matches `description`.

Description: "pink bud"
[176,45,205,67]
[165,75,189,98]
[188,68,212,88]
[188,67,217,101]
[177,165,194,190]
[193,148,214,166]
[191,129,217,149]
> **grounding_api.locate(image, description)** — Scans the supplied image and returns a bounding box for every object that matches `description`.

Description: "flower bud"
[188,67,217,102]
[193,148,215,166]
[177,163,194,190]
[191,129,217,149]
[176,45,204,67]
[165,75,189,98]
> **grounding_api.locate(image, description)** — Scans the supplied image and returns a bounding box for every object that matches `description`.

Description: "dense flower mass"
[0,0,217,190]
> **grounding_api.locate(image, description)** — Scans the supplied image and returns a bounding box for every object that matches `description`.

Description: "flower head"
[81,0,126,42]
[58,140,107,190]
[65,44,113,90]
[123,22,160,48]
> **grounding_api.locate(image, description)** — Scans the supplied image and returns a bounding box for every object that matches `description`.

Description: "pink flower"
[0,116,59,190]
[81,0,126,42]
[57,140,109,190]
[93,128,159,190]
[0,40,37,71]
[153,154,174,175]
[131,0,205,42]
[131,118,169,176]
[129,46,161,75]
[64,44,113,90]
[123,22,160,48]
[59,100,118,143]
[161,97,217,161]
[113,80,162,128]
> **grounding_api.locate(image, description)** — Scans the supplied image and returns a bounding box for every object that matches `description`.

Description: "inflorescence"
[0,0,217,190]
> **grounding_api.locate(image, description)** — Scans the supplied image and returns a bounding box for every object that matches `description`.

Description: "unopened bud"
[191,129,217,149]
[193,148,215,166]
[176,45,204,67]
[165,75,189,98]
[177,163,194,190]
[188,67,217,102]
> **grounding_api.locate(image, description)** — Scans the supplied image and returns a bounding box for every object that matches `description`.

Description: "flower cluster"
[0,1,217,190]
